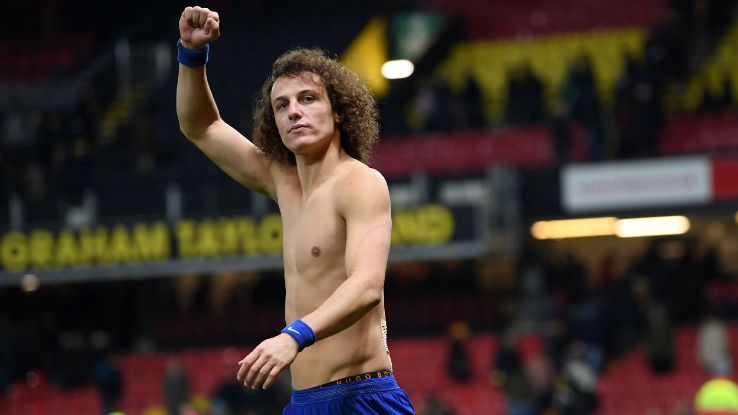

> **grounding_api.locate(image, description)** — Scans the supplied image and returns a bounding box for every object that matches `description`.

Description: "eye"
[275,102,288,111]
[302,95,315,104]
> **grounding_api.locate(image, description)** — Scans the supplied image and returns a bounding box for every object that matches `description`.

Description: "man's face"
[270,72,339,155]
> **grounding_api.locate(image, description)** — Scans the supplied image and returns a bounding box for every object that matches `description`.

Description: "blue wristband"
[281,319,316,352]
[177,39,209,67]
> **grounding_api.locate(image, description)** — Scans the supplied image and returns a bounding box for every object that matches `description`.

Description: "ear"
[333,111,341,124]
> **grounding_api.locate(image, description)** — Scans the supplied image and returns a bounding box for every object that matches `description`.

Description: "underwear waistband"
[317,369,393,388]
[291,371,398,404]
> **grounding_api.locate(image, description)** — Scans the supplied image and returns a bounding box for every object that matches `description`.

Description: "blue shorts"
[283,374,415,415]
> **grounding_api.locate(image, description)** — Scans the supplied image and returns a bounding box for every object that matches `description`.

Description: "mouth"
[288,124,309,133]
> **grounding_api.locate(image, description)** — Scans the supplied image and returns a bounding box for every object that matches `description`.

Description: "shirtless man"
[176,6,414,414]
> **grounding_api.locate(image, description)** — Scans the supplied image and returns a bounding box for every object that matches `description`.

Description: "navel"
[311,246,321,257]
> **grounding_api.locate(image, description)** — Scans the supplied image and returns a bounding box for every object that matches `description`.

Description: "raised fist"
[179,6,220,50]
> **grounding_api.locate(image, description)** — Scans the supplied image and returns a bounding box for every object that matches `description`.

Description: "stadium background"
[1,0,738,414]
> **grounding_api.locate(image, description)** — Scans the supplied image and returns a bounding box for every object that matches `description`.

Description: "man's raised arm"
[176,6,275,196]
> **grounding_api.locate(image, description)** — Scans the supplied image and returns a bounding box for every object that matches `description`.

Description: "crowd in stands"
[0,233,734,414]
[431,235,732,415]
[399,0,736,162]
[2,0,738,414]
[3,1,737,217]
[1,1,736,225]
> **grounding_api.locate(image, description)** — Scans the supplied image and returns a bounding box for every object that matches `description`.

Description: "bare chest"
[279,191,346,274]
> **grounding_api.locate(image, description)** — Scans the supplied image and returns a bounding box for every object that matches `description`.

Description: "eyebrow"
[271,88,321,105]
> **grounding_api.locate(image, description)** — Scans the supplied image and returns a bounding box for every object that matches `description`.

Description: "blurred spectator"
[550,375,580,415]
[516,251,553,331]
[0,318,25,395]
[568,297,607,374]
[561,54,604,161]
[613,50,663,159]
[422,394,456,415]
[694,378,738,415]
[267,370,293,413]
[705,0,735,42]
[211,377,256,415]
[489,328,539,415]
[645,303,675,374]
[409,77,437,133]
[699,77,735,112]
[544,318,572,372]
[556,252,589,306]
[461,71,486,130]
[638,240,681,311]
[432,79,455,132]
[506,369,537,415]
[74,82,102,144]
[92,354,123,415]
[493,328,522,388]
[687,239,721,282]
[697,311,732,376]
[607,273,651,357]
[2,99,40,153]
[562,340,599,414]
[409,77,455,133]
[614,54,641,158]
[644,10,688,79]
[630,78,663,158]
[50,331,89,389]
[210,364,288,415]
[523,353,555,413]
[596,251,617,288]
[20,162,48,205]
[132,109,161,175]
[446,320,472,382]
[672,239,713,323]
[549,100,572,165]
[492,330,541,414]
[505,62,545,126]
[60,136,92,207]
[163,356,190,415]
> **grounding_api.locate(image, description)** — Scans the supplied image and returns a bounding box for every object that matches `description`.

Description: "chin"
[290,134,329,150]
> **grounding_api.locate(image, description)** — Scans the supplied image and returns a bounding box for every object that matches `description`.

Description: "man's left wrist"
[280,319,316,352]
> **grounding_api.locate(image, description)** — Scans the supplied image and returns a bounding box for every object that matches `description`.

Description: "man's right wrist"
[177,39,209,67]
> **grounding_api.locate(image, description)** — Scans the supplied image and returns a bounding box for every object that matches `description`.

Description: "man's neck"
[295,136,344,198]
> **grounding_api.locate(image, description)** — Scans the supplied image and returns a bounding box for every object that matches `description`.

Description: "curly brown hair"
[252,48,379,165]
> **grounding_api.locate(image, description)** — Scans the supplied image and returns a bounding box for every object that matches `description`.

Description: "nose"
[287,100,302,120]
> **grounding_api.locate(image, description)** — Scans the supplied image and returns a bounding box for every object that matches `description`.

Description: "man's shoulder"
[335,160,388,192]
[333,161,389,211]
